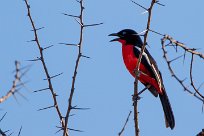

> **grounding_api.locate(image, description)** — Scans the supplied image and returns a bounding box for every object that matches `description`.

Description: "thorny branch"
[0,113,8,136]
[190,54,204,99]
[61,0,103,136]
[163,35,204,59]
[161,35,204,103]
[0,113,22,136]
[132,0,157,135]
[63,0,84,135]
[0,129,6,136]
[24,0,102,135]
[61,0,102,135]
[118,111,132,136]
[23,0,66,134]
[0,61,27,103]
[17,126,22,136]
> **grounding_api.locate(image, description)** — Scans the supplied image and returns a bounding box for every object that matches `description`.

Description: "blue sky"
[0,0,204,136]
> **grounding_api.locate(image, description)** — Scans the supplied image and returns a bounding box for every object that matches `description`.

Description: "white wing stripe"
[134,46,162,90]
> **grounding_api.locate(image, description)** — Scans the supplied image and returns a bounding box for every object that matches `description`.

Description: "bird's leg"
[132,95,141,104]
[132,84,151,103]
[133,69,150,79]
[133,69,142,78]
[138,84,151,95]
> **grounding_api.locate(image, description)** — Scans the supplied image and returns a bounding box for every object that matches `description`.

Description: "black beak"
[108,33,120,42]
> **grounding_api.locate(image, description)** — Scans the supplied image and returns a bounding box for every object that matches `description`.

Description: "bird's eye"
[122,31,126,35]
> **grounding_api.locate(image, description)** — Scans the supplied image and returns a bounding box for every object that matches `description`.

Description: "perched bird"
[109,29,175,129]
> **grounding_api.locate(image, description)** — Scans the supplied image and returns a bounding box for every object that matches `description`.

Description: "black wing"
[133,46,164,96]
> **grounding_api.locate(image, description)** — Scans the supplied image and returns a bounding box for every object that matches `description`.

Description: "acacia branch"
[0,61,24,103]
[0,129,6,136]
[190,54,204,99]
[118,111,132,136]
[161,37,204,102]
[163,35,204,59]
[62,1,102,135]
[132,0,157,135]
[23,0,66,133]
[147,30,204,102]
[63,0,84,135]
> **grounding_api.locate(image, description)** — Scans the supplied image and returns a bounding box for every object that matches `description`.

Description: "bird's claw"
[132,94,142,102]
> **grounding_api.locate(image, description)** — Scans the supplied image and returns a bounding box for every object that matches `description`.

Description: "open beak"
[108,33,120,42]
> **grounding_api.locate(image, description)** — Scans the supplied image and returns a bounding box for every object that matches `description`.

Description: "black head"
[109,29,143,47]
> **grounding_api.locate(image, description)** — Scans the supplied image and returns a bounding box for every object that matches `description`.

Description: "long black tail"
[159,90,175,129]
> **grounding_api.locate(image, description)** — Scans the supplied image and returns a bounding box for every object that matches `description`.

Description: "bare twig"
[30,26,45,31]
[56,126,84,134]
[23,0,66,134]
[161,37,204,102]
[43,72,63,80]
[0,113,8,136]
[62,13,80,18]
[62,1,102,135]
[37,105,55,111]
[163,35,204,59]
[189,54,204,99]
[17,126,22,136]
[118,111,132,136]
[68,128,84,132]
[0,61,22,103]
[131,0,148,11]
[43,45,54,50]
[149,29,204,102]
[132,0,157,135]
[0,129,6,136]
[59,43,79,47]
[63,0,84,135]
[33,87,49,93]
[84,23,103,27]
[0,113,7,123]
[137,85,151,96]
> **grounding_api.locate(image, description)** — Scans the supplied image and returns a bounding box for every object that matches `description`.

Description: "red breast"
[122,44,162,94]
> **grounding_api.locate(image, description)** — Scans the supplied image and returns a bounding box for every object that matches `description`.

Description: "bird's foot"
[132,94,141,102]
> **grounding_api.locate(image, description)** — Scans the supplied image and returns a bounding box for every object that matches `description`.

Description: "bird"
[109,29,175,129]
